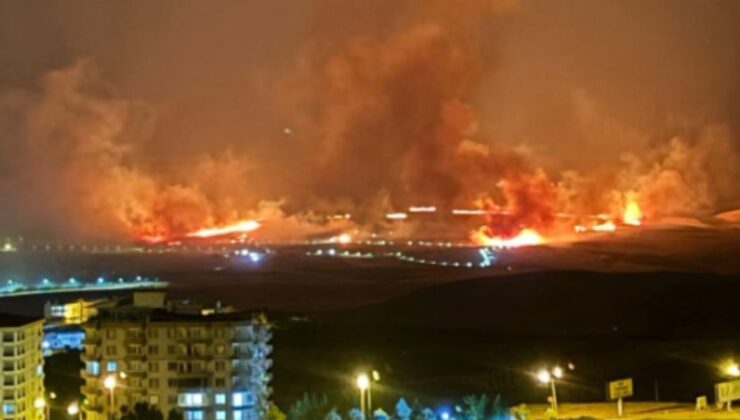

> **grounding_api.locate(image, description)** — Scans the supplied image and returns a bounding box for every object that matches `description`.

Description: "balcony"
[82,385,103,396]
[125,333,145,344]
[232,332,255,343]
[124,351,146,360]
[83,336,101,346]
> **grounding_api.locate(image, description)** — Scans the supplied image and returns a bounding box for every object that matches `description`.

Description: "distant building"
[42,325,85,356]
[44,298,109,325]
[80,292,272,420]
[0,313,45,420]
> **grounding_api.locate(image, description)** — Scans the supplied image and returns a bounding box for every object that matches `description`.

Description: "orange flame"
[186,220,261,238]
[592,220,617,232]
[623,199,643,226]
[471,227,544,248]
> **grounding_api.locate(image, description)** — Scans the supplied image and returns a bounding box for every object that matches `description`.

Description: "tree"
[324,408,342,420]
[462,394,488,420]
[347,408,364,420]
[395,398,412,420]
[119,403,164,420]
[511,404,530,420]
[265,404,287,420]
[288,393,330,420]
[490,394,507,419]
[420,408,436,420]
[372,408,389,420]
[167,408,184,420]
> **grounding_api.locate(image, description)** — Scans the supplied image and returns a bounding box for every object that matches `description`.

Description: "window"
[148,329,158,339]
[168,396,178,405]
[149,395,160,405]
[168,362,178,372]
[233,411,242,420]
[215,378,226,387]
[149,362,159,372]
[215,394,226,405]
[232,392,244,407]
[2,403,15,415]
[87,361,100,376]
[106,330,116,339]
[149,379,159,389]
[215,361,225,371]
[106,361,117,372]
[185,411,204,420]
[167,345,175,355]
[148,345,159,355]
[216,411,226,420]
[167,329,176,339]
[105,346,117,356]
[216,345,225,355]
[178,393,205,407]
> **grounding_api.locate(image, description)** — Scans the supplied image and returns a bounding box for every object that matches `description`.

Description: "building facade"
[0,314,45,420]
[81,292,272,420]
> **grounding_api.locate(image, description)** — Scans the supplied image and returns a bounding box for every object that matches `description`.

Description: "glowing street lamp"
[356,371,380,418]
[723,361,740,378]
[103,374,118,420]
[34,396,49,420]
[67,402,80,417]
[536,366,564,416]
[357,373,369,416]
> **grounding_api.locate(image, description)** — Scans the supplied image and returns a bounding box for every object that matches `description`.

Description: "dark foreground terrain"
[3,229,740,412]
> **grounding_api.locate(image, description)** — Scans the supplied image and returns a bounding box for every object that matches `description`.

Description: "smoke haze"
[1,0,739,240]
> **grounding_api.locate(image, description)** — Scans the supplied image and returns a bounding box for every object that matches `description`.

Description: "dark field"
[3,226,740,411]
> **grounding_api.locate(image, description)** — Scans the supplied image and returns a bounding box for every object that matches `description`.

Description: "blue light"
[69,277,77,284]
[249,253,262,263]
[97,277,105,284]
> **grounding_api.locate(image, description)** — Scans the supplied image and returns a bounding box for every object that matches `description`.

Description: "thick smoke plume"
[1,0,739,241]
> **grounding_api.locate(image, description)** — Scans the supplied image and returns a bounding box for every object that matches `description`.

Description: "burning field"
[0,0,738,249]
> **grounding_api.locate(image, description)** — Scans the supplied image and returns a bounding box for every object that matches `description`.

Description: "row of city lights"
[305,248,498,269]
[0,275,163,294]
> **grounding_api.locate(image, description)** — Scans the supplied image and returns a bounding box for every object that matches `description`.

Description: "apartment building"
[81,292,272,420]
[0,314,45,420]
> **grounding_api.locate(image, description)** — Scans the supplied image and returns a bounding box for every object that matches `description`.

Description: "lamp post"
[537,366,564,416]
[34,396,48,420]
[357,374,369,417]
[356,371,380,418]
[67,402,80,419]
[721,360,740,411]
[103,374,118,420]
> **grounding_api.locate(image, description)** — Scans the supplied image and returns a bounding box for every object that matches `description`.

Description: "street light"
[722,360,740,378]
[536,366,564,416]
[67,402,80,417]
[357,374,369,417]
[34,396,49,420]
[103,374,118,420]
[356,371,380,418]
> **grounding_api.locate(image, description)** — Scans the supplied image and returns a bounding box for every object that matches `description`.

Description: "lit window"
[233,411,242,420]
[107,361,117,372]
[185,411,204,420]
[232,392,244,407]
[87,361,100,375]
[215,394,226,405]
[2,404,15,415]
[216,411,226,420]
[179,393,205,407]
